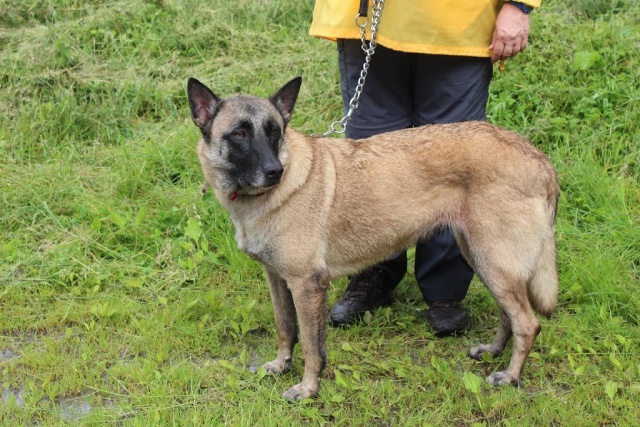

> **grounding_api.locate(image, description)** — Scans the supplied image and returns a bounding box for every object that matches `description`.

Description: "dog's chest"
[234,223,276,266]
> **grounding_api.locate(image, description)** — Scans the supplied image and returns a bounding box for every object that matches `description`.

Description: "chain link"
[313,0,385,137]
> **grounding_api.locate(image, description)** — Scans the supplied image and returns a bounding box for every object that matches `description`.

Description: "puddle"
[0,349,19,362]
[2,386,25,408]
[58,398,93,421]
[2,386,94,420]
[0,343,125,422]
[0,350,24,409]
[1,383,94,422]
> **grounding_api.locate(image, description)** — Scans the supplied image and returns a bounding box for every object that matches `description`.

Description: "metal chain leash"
[313,0,385,137]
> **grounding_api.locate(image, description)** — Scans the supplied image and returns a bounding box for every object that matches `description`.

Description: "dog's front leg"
[281,274,328,401]
[262,266,297,376]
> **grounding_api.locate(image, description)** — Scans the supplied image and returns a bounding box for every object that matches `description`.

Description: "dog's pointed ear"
[269,76,302,123]
[187,78,221,128]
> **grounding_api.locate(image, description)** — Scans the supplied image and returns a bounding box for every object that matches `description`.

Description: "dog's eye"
[270,129,279,138]
[233,131,246,139]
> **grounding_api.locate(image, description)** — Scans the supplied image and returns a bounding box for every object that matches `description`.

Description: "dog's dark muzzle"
[234,133,284,190]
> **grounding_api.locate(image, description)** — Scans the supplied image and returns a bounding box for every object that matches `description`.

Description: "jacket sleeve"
[509,0,541,8]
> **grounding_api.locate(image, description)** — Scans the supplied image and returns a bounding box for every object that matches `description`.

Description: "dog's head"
[187,77,302,199]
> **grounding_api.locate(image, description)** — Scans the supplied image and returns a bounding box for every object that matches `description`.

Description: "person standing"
[309,0,538,336]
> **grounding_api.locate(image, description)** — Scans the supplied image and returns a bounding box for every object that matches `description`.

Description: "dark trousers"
[337,39,493,302]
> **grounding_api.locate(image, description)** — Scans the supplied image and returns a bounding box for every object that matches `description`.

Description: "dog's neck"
[271,128,314,202]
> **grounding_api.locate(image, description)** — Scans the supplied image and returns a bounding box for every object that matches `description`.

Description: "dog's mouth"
[241,184,278,196]
[225,172,282,200]
[237,174,282,191]
[234,181,280,198]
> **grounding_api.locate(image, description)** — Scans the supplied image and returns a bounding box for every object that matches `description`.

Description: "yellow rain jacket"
[310,0,540,58]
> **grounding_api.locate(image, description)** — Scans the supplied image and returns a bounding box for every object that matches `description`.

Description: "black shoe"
[329,268,394,327]
[424,301,470,337]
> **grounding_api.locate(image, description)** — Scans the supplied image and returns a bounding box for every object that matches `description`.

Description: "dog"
[187,76,559,401]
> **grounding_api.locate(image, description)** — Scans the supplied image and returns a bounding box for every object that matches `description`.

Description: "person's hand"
[489,3,531,63]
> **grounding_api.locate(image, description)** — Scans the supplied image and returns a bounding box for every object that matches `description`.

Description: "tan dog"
[187,76,559,401]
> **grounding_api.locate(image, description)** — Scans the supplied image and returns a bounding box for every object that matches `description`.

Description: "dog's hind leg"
[468,307,512,359]
[280,272,329,401]
[462,195,550,385]
[489,292,540,385]
[456,230,514,359]
[475,229,554,385]
[474,271,541,386]
[262,266,297,376]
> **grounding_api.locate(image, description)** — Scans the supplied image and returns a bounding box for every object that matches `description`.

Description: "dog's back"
[282,123,558,299]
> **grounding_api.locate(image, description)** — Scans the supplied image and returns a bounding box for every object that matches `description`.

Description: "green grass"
[1,0,639,425]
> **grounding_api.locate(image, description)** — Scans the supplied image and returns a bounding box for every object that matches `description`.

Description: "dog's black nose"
[264,165,283,182]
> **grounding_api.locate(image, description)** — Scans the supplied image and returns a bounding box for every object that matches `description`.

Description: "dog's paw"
[282,383,318,402]
[261,358,292,376]
[468,344,502,360]
[486,370,519,386]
